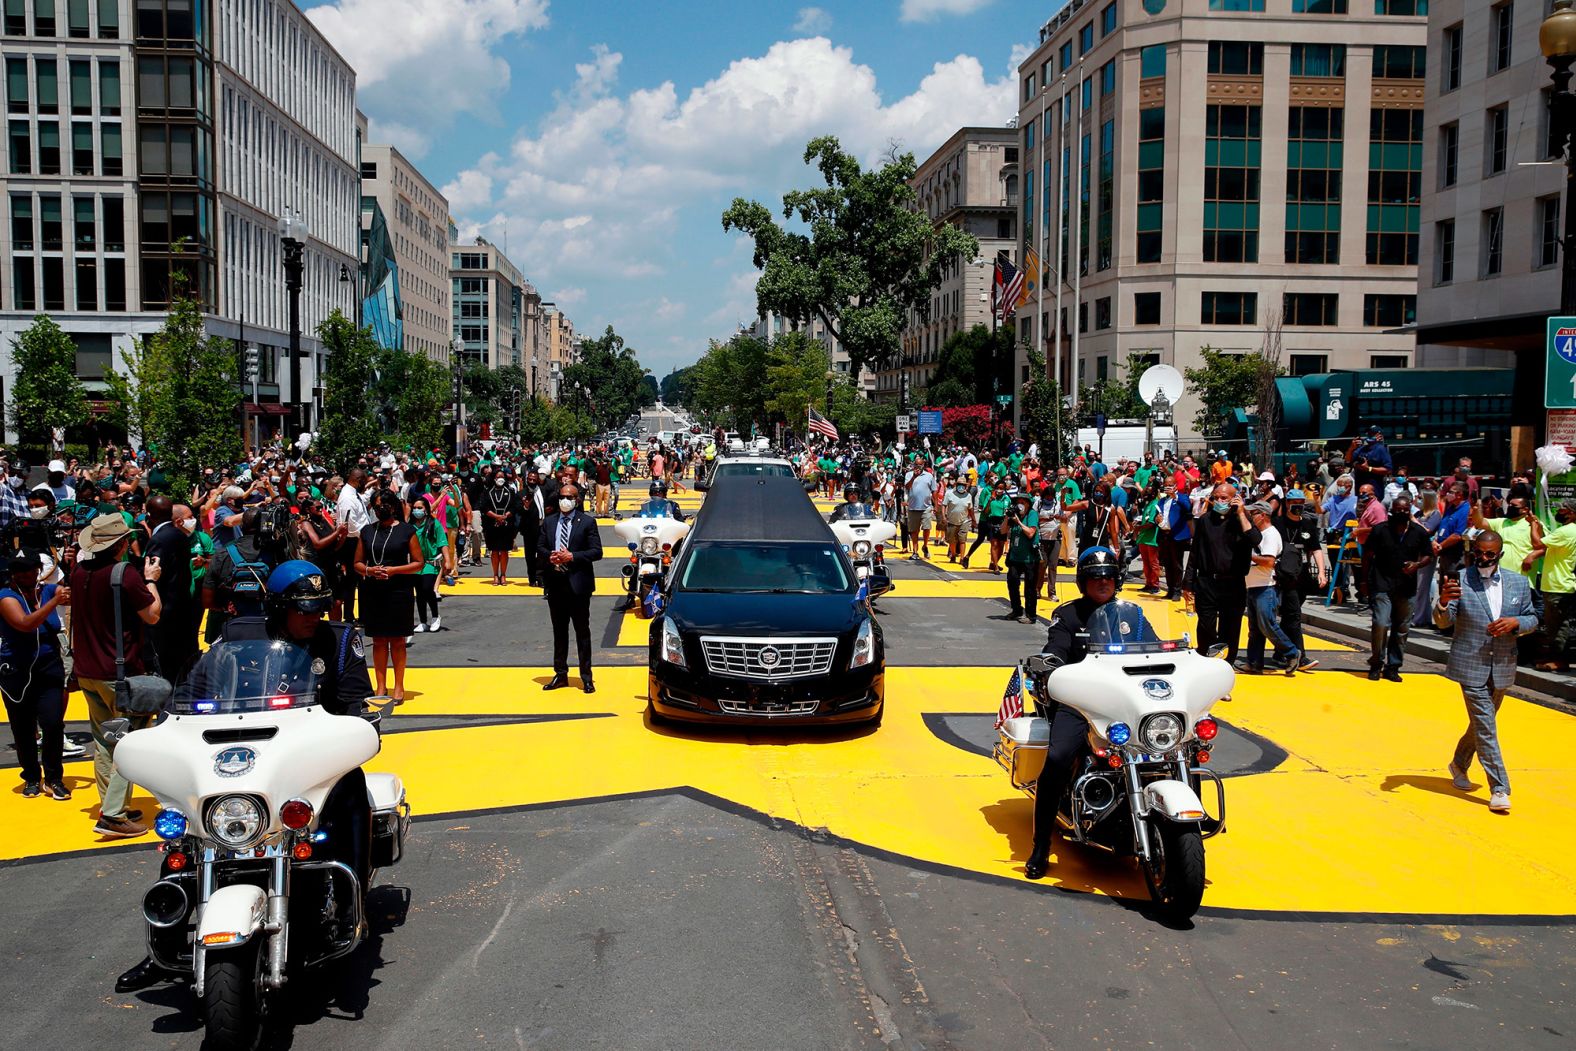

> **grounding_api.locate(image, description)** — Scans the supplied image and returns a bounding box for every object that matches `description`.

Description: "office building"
[1416,0,1559,441]
[0,0,359,442]
[883,125,1017,407]
[541,300,575,400]
[1015,0,1425,444]
[360,141,450,361]
[451,235,545,400]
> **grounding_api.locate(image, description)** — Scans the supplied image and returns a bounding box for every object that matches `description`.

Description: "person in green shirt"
[1134,459,1156,491]
[1135,492,1163,594]
[964,479,1010,571]
[1001,493,1040,622]
[1056,471,1082,567]
[412,502,448,633]
[1474,496,1544,582]
[1537,500,1576,670]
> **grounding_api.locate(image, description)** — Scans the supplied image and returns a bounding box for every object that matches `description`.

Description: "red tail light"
[1195,717,1218,742]
[280,798,314,830]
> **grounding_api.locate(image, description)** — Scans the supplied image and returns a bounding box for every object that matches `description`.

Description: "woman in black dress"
[353,492,423,701]
[480,473,521,586]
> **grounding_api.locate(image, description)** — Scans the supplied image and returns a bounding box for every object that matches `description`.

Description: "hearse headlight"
[660,617,688,669]
[849,619,875,669]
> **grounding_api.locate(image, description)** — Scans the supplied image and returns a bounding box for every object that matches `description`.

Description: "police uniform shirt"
[220,616,373,716]
[1042,597,1104,667]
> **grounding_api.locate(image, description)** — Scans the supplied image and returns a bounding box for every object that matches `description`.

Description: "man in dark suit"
[537,482,603,692]
[1433,530,1539,814]
[141,495,198,683]
[519,469,546,587]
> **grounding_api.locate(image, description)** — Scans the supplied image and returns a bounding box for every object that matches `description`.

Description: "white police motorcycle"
[614,513,690,615]
[111,640,409,1050]
[829,517,896,602]
[994,601,1233,920]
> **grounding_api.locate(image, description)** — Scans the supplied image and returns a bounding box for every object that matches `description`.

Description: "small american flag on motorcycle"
[994,666,1024,729]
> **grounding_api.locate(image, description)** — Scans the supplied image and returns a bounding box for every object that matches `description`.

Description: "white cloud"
[793,6,832,33]
[444,37,1016,371]
[900,0,996,22]
[546,287,586,307]
[307,0,549,145]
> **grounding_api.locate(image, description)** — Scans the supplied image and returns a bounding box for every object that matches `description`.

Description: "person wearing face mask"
[1182,483,1258,663]
[35,458,76,504]
[411,499,448,632]
[353,494,422,701]
[1433,531,1538,813]
[1535,500,1576,671]
[1362,493,1431,682]
[1382,469,1417,509]
[141,495,199,685]
[1272,490,1327,669]
[481,471,522,587]
[1431,482,1473,578]
[942,474,976,565]
[537,483,603,693]
[0,461,31,531]
[1473,495,1544,583]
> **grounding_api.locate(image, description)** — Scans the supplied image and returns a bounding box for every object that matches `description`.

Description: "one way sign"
[1548,317,1576,409]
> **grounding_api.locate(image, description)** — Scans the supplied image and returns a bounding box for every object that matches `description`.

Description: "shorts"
[906,508,934,533]
[944,523,964,544]
[469,510,482,531]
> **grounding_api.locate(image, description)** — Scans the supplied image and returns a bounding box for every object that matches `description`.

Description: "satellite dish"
[1138,364,1184,407]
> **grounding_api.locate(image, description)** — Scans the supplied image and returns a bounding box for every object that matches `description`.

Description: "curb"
[1301,604,1576,707]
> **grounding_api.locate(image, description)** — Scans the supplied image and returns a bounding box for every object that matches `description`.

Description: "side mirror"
[1205,643,1229,660]
[100,717,131,743]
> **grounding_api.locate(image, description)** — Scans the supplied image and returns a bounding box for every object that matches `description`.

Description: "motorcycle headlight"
[206,795,265,848]
[852,540,872,558]
[849,618,875,669]
[660,617,687,669]
[1139,713,1185,753]
[639,537,659,555]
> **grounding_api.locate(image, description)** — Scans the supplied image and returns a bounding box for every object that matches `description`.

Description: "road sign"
[1095,412,1107,436]
[895,414,912,433]
[1547,316,1576,408]
[918,409,943,434]
[995,394,1013,405]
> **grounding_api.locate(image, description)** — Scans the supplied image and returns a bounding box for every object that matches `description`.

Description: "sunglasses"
[1470,549,1503,563]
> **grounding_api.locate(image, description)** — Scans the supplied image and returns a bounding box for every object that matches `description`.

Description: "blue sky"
[301,0,1050,376]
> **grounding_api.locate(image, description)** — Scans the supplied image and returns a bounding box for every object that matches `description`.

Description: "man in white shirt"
[1242,502,1300,675]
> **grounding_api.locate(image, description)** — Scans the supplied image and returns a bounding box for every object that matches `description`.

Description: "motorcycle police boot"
[1024,842,1051,880]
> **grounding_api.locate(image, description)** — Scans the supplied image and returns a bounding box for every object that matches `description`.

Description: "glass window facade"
[1290,44,1345,78]
[1136,105,1163,264]
[1097,118,1113,271]
[1285,106,1343,264]
[1366,108,1421,266]
[1204,104,1261,263]
[1208,42,1263,76]
[1201,291,1257,325]
[1134,292,1161,325]
[1371,45,1425,79]
[1363,294,1416,327]
[1283,292,1339,326]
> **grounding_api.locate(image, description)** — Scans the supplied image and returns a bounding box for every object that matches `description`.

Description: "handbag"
[110,561,172,714]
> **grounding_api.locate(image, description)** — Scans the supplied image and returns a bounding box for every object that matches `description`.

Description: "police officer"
[829,483,874,523]
[218,559,373,716]
[1025,546,1121,880]
[637,480,684,521]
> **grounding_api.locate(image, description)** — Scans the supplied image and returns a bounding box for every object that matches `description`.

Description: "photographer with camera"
[1001,492,1041,623]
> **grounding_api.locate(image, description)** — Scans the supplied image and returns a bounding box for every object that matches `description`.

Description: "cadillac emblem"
[214,746,257,778]
[758,646,781,669]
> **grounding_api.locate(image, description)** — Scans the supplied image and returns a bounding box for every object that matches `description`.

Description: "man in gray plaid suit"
[1432,530,1539,813]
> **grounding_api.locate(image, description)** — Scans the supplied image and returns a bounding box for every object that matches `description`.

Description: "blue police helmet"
[267,559,333,614]
[1076,546,1121,590]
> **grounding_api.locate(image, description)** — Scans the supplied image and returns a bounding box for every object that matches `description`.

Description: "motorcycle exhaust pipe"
[143,880,190,929]
[1075,772,1118,814]
[621,563,636,578]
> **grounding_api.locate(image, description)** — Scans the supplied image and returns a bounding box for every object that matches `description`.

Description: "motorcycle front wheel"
[1141,818,1206,922]
[203,941,266,1051]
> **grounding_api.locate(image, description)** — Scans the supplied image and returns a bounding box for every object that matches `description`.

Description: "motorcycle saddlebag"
[993,716,1050,791]
[366,772,409,868]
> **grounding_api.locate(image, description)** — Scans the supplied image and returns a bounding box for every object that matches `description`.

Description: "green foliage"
[689,334,769,433]
[829,380,897,438]
[1019,347,1075,462]
[764,332,832,423]
[659,365,697,406]
[561,325,654,432]
[373,347,449,454]
[1184,347,1280,438]
[923,324,1015,408]
[104,293,243,492]
[722,136,980,376]
[315,311,383,472]
[8,315,89,451]
[1078,352,1150,423]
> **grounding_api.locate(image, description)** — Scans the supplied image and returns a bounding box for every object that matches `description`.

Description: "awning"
[243,402,290,416]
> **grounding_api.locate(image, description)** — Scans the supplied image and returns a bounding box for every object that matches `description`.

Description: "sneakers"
[1285,653,1300,677]
[1447,760,1474,791]
[414,622,428,633]
[94,814,148,839]
[1489,790,1511,814]
[61,736,87,758]
[21,781,41,798]
[430,616,441,631]
[44,781,70,801]
[1297,657,1320,672]
[1382,668,1402,683]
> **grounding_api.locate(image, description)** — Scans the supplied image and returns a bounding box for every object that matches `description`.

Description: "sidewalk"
[1301,600,1576,709]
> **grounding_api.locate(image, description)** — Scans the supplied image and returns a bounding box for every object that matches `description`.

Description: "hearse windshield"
[679,542,850,593]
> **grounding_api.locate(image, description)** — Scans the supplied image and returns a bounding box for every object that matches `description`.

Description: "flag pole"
[1070,58,1084,415]
[1035,80,1048,380]
[1054,72,1068,466]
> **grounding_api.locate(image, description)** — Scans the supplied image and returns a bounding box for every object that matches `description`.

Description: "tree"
[1184,347,1279,439]
[659,365,697,406]
[107,293,243,492]
[315,311,382,471]
[1019,347,1076,462]
[690,334,769,433]
[562,325,653,432]
[373,347,449,454]
[722,136,979,376]
[829,377,896,438]
[763,332,831,425]
[8,315,89,454]
[1078,353,1149,423]
[941,405,993,447]
[1251,311,1285,470]
[923,324,1015,408]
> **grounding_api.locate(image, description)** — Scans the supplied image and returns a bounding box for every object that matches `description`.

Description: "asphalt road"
[2,501,1574,1050]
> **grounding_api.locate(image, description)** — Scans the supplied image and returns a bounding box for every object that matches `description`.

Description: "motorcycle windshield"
[173,640,321,715]
[1082,600,1175,651]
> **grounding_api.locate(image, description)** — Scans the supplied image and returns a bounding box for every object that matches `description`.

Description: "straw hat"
[79,513,132,557]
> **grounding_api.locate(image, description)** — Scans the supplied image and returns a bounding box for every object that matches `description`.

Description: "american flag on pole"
[999,258,1025,325]
[994,666,1025,730]
[808,406,839,441]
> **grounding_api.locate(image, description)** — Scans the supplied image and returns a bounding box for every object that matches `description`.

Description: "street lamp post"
[1543,0,1576,316]
[278,210,309,433]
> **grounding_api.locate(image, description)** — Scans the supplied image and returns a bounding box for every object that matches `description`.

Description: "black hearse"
[647,474,885,726]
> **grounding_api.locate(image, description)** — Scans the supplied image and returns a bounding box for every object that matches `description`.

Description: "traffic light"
[243,346,259,383]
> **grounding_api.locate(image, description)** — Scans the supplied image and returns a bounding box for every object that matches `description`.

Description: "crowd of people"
[0,434,697,839]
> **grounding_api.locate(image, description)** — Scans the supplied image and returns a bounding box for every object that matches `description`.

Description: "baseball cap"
[1245,501,1274,515]
[1286,488,1306,501]
[47,458,66,473]
[1258,470,1275,481]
